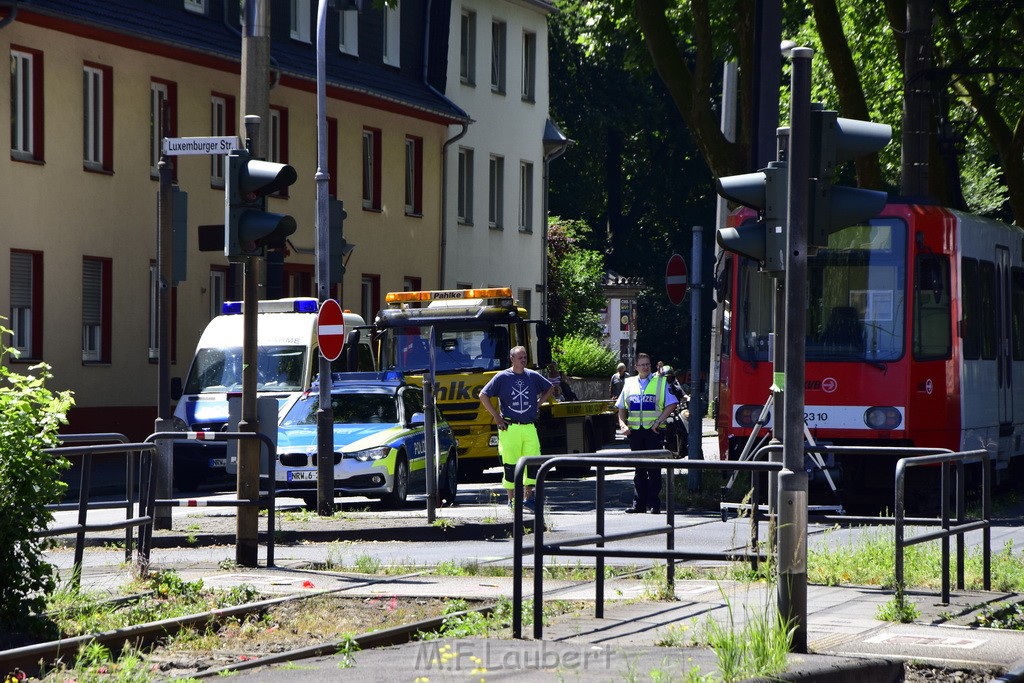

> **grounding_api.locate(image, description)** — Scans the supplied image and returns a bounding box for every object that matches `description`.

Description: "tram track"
[0,553,665,679]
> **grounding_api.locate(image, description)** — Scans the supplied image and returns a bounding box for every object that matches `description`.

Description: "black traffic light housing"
[328,196,353,285]
[808,108,891,247]
[225,149,298,260]
[715,160,788,272]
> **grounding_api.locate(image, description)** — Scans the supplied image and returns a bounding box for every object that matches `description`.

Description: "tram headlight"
[734,405,767,429]
[864,406,902,430]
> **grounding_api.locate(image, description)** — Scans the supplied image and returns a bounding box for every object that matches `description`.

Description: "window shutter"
[11,252,32,307]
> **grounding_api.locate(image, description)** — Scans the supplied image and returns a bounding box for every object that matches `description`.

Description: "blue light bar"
[383,370,404,381]
[294,299,319,313]
[222,301,243,315]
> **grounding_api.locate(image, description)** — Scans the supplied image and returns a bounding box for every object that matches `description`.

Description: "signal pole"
[779,45,812,653]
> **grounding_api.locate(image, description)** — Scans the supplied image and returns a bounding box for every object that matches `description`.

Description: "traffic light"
[808,108,891,247]
[715,160,788,272]
[224,149,298,260]
[328,197,353,285]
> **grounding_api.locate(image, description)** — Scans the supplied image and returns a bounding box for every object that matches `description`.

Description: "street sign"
[162,136,240,156]
[666,253,689,305]
[317,299,346,362]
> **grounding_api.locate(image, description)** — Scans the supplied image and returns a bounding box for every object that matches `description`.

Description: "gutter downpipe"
[541,143,569,321]
[424,0,470,289]
[0,2,19,31]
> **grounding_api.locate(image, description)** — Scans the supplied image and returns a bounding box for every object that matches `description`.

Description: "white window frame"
[522,31,536,102]
[210,95,227,186]
[460,10,476,85]
[150,81,169,176]
[491,20,506,93]
[184,0,206,14]
[519,161,534,233]
[338,9,358,56]
[83,65,104,170]
[291,0,311,43]
[10,50,35,159]
[457,147,474,224]
[383,2,401,67]
[488,155,504,229]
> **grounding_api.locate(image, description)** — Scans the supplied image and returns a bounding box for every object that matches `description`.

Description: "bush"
[0,324,74,629]
[553,335,618,378]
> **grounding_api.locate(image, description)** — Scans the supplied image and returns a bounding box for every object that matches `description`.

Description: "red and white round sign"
[666,253,688,305]
[317,299,346,362]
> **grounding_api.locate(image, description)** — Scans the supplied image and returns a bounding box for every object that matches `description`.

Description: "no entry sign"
[665,253,689,305]
[317,299,346,362]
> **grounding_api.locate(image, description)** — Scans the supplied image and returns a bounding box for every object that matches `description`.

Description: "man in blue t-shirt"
[480,346,555,513]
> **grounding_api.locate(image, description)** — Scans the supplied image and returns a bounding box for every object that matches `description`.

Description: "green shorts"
[498,423,541,489]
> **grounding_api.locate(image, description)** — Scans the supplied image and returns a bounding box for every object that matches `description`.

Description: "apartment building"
[0,0,469,438]
[441,0,560,317]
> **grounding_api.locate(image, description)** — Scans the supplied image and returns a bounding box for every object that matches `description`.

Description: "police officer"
[616,352,678,513]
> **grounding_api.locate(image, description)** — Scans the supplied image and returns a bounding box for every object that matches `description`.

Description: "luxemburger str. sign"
[162,136,241,156]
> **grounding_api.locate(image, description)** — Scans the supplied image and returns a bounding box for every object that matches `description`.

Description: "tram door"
[996,246,1013,425]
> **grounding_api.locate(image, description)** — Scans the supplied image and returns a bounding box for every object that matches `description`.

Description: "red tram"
[715,202,1024,493]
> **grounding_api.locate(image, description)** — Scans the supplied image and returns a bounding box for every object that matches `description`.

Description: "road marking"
[864,632,986,649]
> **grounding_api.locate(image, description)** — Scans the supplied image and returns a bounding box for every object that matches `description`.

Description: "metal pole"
[778,45,812,654]
[314,0,335,516]
[708,60,738,418]
[240,0,270,161]
[424,326,438,522]
[154,100,174,531]
[236,116,262,567]
[688,226,703,492]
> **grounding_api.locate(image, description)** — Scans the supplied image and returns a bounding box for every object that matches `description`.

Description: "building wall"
[441,0,552,316]
[0,9,448,438]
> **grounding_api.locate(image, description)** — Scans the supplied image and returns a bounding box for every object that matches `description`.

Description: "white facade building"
[441,0,556,318]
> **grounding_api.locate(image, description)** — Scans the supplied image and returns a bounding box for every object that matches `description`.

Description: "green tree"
[0,325,74,629]
[547,217,606,340]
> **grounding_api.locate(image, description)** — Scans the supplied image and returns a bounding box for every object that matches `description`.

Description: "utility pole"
[779,45,812,654]
[902,0,933,197]
[241,0,270,159]
[154,101,174,531]
[314,0,336,516]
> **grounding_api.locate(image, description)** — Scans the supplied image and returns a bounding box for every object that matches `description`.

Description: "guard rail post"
[595,462,606,618]
[666,459,675,589]
[71,452,93,588]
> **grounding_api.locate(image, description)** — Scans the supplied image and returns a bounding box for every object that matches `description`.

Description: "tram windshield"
[736,218,907,363]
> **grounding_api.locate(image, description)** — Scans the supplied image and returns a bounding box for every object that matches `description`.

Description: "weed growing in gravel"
[877,586,921,623]
[640,562,677,601]
[975,601,1024,630]
[353,554,382,574]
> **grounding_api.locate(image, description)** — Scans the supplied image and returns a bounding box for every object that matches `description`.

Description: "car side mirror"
[410,412,425,427]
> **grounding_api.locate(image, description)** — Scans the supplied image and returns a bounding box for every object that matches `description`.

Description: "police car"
[275,373,457,508]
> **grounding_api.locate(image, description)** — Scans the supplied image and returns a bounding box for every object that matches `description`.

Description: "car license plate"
[489,435,499,447]
[288,470,318,482]
[208,458,226,468]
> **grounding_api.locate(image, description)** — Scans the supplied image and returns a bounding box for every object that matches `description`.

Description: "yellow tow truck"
[372,287,617,479]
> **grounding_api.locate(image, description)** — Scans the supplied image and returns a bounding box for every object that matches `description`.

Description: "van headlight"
[348,447,391,462]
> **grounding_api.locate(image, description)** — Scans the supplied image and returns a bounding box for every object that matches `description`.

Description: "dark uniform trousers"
[628,426,664,510]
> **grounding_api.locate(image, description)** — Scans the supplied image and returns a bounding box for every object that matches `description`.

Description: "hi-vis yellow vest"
[624,375,665,429]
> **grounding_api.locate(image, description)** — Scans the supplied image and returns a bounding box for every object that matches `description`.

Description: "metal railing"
[510,451,783,640]
[38,431,280,581]
[721,442,992,605]
[40,440,157,588]
[895,449,990,603]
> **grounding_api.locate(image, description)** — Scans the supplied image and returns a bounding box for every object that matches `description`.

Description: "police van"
[170,297,372,490]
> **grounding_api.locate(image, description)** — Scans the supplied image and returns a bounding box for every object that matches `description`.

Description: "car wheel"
[383,455,409,508]
[439,451,458,506]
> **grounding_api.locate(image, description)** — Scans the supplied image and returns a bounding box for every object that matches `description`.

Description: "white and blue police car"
[275,372,457,508]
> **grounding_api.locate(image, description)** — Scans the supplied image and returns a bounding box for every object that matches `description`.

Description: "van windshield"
[184,345,307,393]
